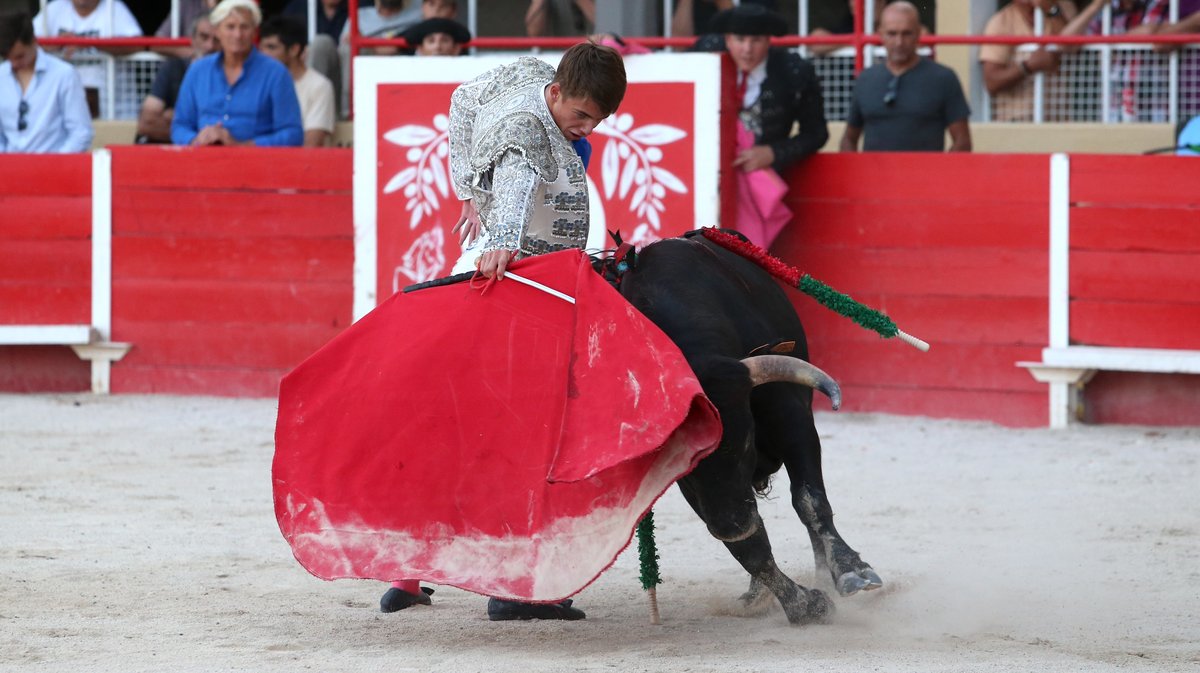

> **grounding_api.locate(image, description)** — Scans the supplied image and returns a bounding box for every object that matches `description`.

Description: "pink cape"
[273,250,722,602]
[735,123,793,250]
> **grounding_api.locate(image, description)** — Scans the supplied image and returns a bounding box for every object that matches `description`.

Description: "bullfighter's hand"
[453,199,481,245]
[733,145,775,173]
[477,248,517,281]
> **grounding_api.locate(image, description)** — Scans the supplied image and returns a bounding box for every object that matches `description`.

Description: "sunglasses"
[883,77,899,107]
[18,100,28,132]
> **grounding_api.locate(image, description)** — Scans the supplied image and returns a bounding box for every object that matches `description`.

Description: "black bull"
[616,232,882,625]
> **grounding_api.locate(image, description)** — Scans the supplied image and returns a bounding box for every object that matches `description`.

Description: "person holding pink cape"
[709,3,828,250]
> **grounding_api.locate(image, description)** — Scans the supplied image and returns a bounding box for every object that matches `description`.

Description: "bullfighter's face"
[545,83,607,143]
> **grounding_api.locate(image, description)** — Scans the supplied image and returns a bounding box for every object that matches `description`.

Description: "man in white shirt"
[32,0,143,119]
[260,15,335,148]
[0,11,94,153]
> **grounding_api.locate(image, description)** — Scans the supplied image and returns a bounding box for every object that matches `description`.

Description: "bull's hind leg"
[752,387,883,597]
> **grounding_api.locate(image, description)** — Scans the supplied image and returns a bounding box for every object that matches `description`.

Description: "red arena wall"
[1,149,1197,427]
[778,153,1200,427]
[0,155,93,391]
[107,147,354,396]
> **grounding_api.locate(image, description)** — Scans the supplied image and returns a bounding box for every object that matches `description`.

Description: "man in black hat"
[403,16,470,56]
[699,3,827,248]
[709,3,828,176]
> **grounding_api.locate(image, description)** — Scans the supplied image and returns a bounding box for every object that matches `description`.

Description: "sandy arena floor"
[2,393,1198,672]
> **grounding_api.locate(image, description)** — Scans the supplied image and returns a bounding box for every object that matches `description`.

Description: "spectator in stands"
[685,0,781,52]
[1060,0,1200,121]
[260,15,335,147]
[153,0,215,59]
[136,12,217,143]
[33,0,143,119]
[710,3,828,249]
[670,0,732,38]
[337,0,458,115]
[283,0,344,115]
[341,0,452,53]
[525,0,593,37]
[171,0,302,147]
[0,10,93,152]
[403,16,470,57]
[840,1,971,152]
[284,0,347,42]
[808,0,889,56]
[980,0,1081,122]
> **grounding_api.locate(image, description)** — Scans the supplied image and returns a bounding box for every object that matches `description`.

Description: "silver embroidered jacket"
[449,57,589,256]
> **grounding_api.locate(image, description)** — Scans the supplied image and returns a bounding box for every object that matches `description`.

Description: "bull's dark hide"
[615,231,882,625]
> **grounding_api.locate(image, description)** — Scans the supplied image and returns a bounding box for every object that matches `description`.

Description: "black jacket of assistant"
[754,47,829,174]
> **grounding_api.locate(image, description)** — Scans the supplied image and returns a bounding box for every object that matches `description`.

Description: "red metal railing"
[36,0,1199,121]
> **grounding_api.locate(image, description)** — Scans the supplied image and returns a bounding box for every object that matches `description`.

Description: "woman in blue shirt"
[171,0,302,146]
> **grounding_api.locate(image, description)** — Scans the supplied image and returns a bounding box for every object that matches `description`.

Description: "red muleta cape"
[273,249,722,602]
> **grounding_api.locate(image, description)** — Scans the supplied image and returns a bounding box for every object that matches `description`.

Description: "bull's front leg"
[677,473,834,625]
[677,363,834,625]
[752,388,883,597]
[794,483,883,597]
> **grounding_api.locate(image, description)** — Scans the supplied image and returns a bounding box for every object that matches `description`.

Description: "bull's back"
[620,237,808,360]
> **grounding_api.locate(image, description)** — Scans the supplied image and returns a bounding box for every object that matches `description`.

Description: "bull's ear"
[748,340,797,356]
[770,340,796,354]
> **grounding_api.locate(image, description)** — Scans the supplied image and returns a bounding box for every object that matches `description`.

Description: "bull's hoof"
[836,568,884,596]
[380,586,434,613]
[784,588,835,626]
[736,580,774,614]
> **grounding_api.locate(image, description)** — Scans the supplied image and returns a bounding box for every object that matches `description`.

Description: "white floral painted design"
[382,114,452,230]
[595,113,689,247]
[393,227,446,290]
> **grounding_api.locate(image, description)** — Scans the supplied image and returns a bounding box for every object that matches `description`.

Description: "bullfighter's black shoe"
[487,598,586,621]
[380,586,434,613]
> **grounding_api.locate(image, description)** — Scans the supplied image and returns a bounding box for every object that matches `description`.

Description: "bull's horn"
[740,354,842,410]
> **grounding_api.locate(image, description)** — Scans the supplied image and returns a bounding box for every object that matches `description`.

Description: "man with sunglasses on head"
[840,1,971,152]
[0,11,93,153]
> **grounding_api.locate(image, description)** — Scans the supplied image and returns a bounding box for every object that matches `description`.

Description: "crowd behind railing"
[3,0,1199,145]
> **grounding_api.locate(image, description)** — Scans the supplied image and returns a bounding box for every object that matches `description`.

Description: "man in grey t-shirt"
[840,1,971,152]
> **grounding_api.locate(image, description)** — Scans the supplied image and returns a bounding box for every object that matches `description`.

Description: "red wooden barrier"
[108,147,354,396]
[1067,155,1200,425]
[0,155,91,324]
[779,153,1200,427]
[1,149,1196,426]
[0,155,92,392]
[778,153,1049,425]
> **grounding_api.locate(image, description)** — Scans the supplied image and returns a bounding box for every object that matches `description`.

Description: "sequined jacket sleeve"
[484,151,541,252]
[449,76,484,201]
[760,49,829,172]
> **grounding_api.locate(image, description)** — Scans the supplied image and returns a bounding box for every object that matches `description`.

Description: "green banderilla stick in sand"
[637,511,662,625]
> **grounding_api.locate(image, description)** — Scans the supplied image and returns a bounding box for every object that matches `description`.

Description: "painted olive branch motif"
[595,113,689,245]
[382,114,453,231]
